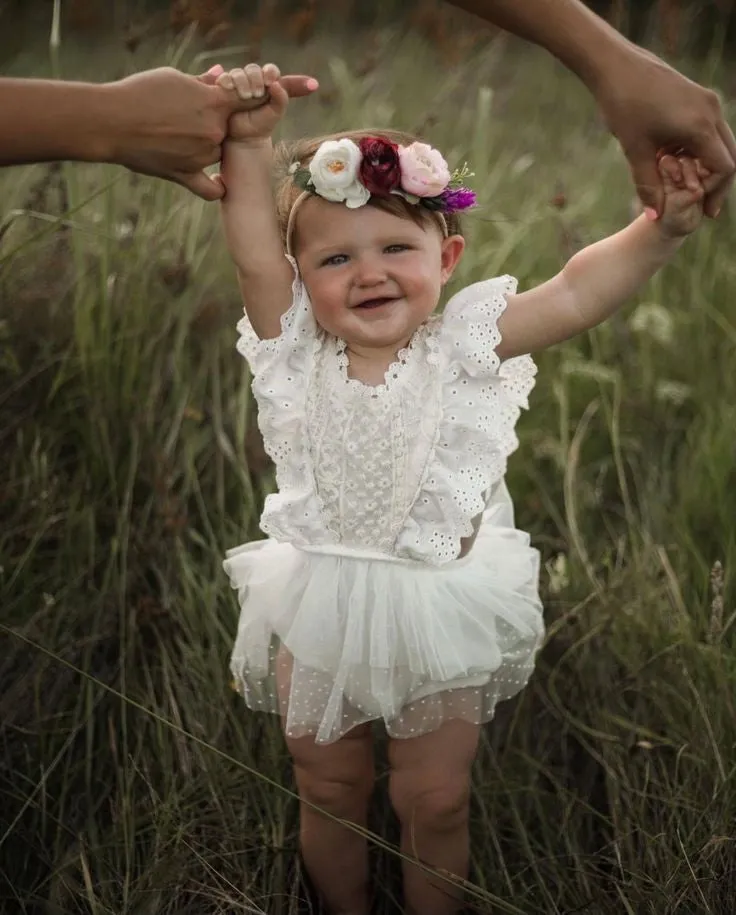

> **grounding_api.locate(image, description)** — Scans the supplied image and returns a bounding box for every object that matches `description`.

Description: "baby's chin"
[326,310,423,341]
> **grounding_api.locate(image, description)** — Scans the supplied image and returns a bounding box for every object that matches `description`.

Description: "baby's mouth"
[354,296,396,310]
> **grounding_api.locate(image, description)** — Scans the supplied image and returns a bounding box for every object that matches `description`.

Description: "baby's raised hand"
[656,153,708,237]
[216,63,288,144]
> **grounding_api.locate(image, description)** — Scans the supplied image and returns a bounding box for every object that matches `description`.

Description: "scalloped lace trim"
[333,322,434,396]
[396,276,536,564]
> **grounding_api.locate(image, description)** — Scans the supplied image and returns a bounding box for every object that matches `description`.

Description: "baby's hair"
[273,128,464,252]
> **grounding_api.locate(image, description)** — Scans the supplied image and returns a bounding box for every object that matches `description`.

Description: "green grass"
[1,19,736,915]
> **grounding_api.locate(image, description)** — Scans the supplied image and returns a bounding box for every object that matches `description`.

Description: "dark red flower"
[358,136,401,197]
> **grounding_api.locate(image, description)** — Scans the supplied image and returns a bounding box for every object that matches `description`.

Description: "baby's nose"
[355,258,387,284]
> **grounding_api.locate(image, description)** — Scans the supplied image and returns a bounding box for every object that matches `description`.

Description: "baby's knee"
[389,771,471,833]
[295,761,374,815]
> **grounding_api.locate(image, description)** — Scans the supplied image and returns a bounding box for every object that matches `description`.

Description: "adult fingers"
[700,119,736,218]
[628,140,665,217]
[679,157,701,193]
[177,169,225,201]
[198,64,225,86]
[695,158,711,181]
[278,74,319,98]
[657,154,682,191]
[217,73,317,109]
[680,156,704,200]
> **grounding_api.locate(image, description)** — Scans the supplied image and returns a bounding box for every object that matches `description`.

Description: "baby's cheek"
[310,293,346,335]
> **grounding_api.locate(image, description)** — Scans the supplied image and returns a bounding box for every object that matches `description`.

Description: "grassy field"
[1,11,736,915]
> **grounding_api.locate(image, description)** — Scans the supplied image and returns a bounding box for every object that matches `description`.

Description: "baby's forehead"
[296,197,432,247]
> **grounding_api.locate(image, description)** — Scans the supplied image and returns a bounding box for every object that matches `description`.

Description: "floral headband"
[285,135,476,254]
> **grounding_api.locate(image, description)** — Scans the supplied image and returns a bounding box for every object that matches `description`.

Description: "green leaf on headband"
[420,196,445,211]
[391,188,420,205]
[449,163,474,187]
[292,168,313,192]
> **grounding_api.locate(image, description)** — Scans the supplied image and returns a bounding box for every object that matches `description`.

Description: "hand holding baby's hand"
[655,153,709,237]
[216,63,288,144]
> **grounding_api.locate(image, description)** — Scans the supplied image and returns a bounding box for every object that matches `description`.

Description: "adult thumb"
[198,64,225,86]
[629,145,664,217]
[178,170,225,202]
[278,74,319,98]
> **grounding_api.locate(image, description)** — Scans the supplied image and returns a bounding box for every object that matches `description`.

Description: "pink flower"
[398,142,451,198]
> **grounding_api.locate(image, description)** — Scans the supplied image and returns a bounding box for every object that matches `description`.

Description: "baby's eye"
[321,253,349,267]
[385,244,411,254]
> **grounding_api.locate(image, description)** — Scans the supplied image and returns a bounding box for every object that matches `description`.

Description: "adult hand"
[444,1,734,219]
[108,65,318,200]
[595,48,735,218]
[216,64,290,145]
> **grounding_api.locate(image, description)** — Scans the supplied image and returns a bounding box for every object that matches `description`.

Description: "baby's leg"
[387,718,480,915]
[286,725,375,915]
[278,649,375,915]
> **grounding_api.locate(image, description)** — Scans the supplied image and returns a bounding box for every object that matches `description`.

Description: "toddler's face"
[294,198,464,353]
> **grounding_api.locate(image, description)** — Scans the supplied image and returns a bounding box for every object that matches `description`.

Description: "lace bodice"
[236,257,536,565]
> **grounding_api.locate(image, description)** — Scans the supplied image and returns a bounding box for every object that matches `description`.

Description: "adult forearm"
[562,216,683,330]
[0,78,117,165]
[445,0,634,87]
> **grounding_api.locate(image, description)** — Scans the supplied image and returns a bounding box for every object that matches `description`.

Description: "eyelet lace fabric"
[235,255,336,547]
[396,276,537,563]
[236,265,535,563]
[228,258,543,743]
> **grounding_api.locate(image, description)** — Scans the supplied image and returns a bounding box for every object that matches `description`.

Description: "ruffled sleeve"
[235,254,318,376]
[235,255,331,545]
[397,276,536,565]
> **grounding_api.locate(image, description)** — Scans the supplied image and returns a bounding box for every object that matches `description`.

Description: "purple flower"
[438,186,477,212]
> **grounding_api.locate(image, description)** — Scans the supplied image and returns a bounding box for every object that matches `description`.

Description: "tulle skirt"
[224,483,544,744]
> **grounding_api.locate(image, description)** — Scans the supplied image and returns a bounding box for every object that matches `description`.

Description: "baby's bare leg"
[277,647,374,915]
[388,717,480,915]
[286,724,375,915]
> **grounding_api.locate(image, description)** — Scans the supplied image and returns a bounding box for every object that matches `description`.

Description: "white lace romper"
[224,257,544,745]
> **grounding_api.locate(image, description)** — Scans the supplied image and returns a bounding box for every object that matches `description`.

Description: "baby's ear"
[440,234,465,283]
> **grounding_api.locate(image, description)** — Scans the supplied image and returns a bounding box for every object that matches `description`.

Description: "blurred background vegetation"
[1,1,735,913]
[1,0,736,64]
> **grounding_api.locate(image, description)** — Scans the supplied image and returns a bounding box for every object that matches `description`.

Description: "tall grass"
[1,17,735,915]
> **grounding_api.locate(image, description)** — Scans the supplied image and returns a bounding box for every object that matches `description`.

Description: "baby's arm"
[496,155,707,359]
[218,63,294,340]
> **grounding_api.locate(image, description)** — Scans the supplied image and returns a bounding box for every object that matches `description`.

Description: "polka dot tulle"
[227,260,544,743]
[240,633,538,743]
[226,487,543,744]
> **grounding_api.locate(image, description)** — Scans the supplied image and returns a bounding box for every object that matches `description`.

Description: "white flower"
[655,380,691,405]
[398,142,451,197]
[308,139,370,209]
[546,553,569,595]
[629,302,675,346]
[511,153,535,176]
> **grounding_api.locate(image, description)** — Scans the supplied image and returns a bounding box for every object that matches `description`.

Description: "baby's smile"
[352,295,398,310]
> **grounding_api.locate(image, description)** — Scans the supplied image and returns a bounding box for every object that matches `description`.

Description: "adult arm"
[0,66,317,200]
[445,0,736,217]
